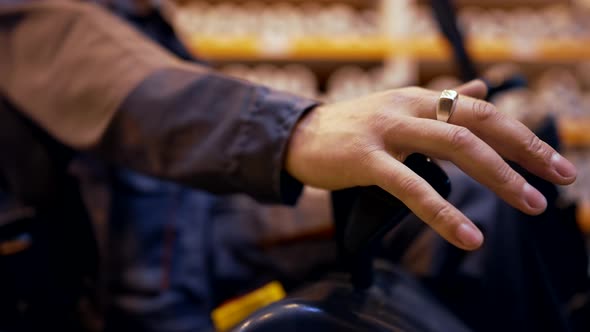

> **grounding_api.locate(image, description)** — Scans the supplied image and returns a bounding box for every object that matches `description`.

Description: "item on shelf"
[483,63,524,87]
[536,68,586,118]
[221,64,251,80]
[417,4,590,40]
[409,6,439,38]
[583,93,590,113]
[495,89,551,130]
[283,64,318,98]
[177,2,379,39]
[326,66,374,102]
[220,64,317,99]
[325,62,416,103]
[478,64,590,122]
[576,61,590,91]
[562,150,590,202]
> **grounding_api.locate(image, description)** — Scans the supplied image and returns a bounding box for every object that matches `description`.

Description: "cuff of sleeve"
[230,87,318,205]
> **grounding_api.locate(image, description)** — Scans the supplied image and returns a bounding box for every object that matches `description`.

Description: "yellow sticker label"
[211,281,286,331]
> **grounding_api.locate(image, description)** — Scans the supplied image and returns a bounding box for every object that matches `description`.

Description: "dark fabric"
[0,98,75,206]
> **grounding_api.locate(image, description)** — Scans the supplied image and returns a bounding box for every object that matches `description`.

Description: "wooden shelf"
[186,35,390,61]
[404,37,590,62]
[186,35,590,62]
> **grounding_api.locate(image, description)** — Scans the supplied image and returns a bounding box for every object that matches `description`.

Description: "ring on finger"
[437,90,459,123]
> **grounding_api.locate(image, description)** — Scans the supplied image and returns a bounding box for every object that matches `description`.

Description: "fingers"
[367,150,483,250]
[451,95,577,185]
[408,87,577,186]
[455,79,488,100]
[387,117,547,215]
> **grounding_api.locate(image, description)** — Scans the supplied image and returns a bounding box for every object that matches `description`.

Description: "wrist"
[284,104,320,183]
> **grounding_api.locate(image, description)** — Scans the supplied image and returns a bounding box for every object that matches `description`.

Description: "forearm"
[98,66,316,202]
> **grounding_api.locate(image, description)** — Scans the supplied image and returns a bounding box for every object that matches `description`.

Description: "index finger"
[367,150,484,250]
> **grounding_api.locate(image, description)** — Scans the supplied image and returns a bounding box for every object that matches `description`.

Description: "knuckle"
[392,87,422,101]
[408,96,429,115]
[494,163,518,187]
[472,100,496,121]
[393,87,436,118]
[386,90,413,107]
[360,149,387,186]
[448,127,474,150]
[404,86,426,95]
[359,146,381,165]
[524,134,549,160]
[397,175,424,197]
[428,203,453,228]
[383,118,411,143]
[370,109,392,131]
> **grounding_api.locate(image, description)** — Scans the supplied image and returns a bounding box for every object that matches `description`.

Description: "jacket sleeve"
[0,1,318,204]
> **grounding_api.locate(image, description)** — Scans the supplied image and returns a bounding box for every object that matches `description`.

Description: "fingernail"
[551,153,577,179]
[456,223,483,248]
[523,183,547,211]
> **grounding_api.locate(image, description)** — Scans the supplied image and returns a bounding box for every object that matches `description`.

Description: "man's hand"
[285,80,577,250]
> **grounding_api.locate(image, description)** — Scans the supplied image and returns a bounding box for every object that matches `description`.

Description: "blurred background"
[168,0,590,234]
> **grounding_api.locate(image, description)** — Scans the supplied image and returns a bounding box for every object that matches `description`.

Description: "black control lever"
[338,154,450,289]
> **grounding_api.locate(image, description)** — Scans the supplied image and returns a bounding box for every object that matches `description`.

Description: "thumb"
[455,79,488,100]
